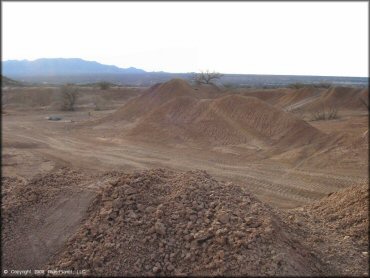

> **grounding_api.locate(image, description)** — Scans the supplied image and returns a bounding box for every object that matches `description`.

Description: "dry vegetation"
[59,84,79,111]
[310,105,339,121]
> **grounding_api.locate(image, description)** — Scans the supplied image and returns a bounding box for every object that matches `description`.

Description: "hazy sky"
[2,1,368,77]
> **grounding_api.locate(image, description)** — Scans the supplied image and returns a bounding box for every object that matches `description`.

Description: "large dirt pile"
[306,183,368,248]
[239,86,368,112]
[90,79,326,148]
[282,183,369,276]
[103,79,198,122]
[306,86,369,111]
[239,88,291,104]
[48,169,323,276]
[128,94,326,147]
[275,86,322,109]
[2,168,94,271]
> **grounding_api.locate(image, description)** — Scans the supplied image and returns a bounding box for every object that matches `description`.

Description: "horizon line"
[2,58,368,78]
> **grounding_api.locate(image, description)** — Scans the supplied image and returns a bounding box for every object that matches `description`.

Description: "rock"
[217,212,230,224]
[124,186,136,195]
[127,210,137,219]
[59,260,72,268]
[47,115,62,121]
[155,221,166,236]
[245,216,254,225]
[145,206,156,213]
[272,253,286,263]
[112,198,124,210]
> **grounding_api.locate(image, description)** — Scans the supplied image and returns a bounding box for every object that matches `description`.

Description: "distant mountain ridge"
[1,75,25,86]
[2,58,368,87]
[2,58,146,76]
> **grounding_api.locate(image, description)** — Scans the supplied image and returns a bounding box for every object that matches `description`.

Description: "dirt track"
[2,83,369,275]
[3,109,367,208]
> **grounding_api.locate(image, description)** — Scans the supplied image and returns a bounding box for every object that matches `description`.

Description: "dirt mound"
[49,169,322,276]
[128,94,325,147]
[2,168,95,270]
[238,86,368,112]
[239,88,291,104]
[282,183,369,276]
[306,86,369,111]
[2,87,57,109]
[2,168,89,226]
[209,95,324,147]
[276,86,322,109]
[306,183,368,248]
[94,79,325,148]
[355,129,369,148]
[103,79,197,122]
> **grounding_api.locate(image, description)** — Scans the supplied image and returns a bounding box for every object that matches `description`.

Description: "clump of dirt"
[48,169,323,276]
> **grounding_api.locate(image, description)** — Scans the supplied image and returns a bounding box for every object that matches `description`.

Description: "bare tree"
[193,70,224,85]
[60,84,78,111]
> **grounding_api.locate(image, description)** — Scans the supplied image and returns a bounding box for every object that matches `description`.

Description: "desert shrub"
[59,84,78,111]
[288,83,308,89]
[313,82,332,89]
[223,83,236,89]
[98,81,111,90]
[310,106,338,121]
[288,82,332,89]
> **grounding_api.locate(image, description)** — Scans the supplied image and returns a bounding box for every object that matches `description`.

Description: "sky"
[2,1,368,77]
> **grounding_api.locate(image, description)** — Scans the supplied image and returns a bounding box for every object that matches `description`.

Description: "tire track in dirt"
[6,120,366,209]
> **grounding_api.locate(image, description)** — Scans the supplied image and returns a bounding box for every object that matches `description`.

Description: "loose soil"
[2,80,368,276]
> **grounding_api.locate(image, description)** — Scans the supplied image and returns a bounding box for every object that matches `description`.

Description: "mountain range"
[2,58,368,87]
[2,58,146,76]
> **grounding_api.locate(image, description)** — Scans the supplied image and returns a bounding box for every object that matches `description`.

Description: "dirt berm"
[304,86,369,111]
[48,169,325,276]
[128,94,327,148]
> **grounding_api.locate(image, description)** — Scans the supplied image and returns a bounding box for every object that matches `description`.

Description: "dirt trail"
[284,94,320,111]
[3,110,367,209]
[2,82,368,276]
